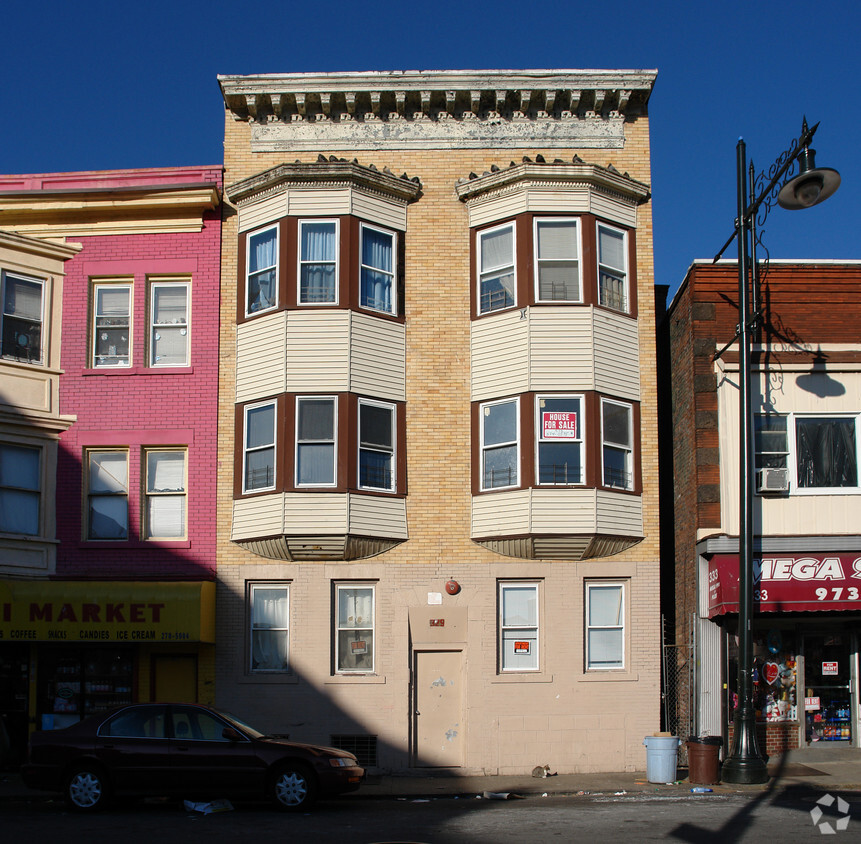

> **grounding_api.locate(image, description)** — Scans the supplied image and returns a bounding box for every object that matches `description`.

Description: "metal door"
[413,650,463,767]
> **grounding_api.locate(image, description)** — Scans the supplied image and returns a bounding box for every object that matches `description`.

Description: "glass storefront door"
[805,633,852,744]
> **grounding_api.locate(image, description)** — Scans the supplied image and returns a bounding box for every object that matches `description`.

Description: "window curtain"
[0,444,39,534]
[146,452,186,537]
[96,287,130,318]
[251,588,289,671]
[152,286,188,366]
[4,276,42,320]
[361,228,393,312]
[598,227,625,270]
[248,229,277,311]
[301,223,336,302]
[796,418,857,487]
[537,221,579,300]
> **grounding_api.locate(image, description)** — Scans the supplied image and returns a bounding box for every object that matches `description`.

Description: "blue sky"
[2,0,857,298]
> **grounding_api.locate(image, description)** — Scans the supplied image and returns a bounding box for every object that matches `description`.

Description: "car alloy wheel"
[271,764,317,811]
[66,767,108,811]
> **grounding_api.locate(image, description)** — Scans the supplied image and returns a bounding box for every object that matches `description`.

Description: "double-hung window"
[249,583,290,672]
[299,220,338,304]
[534,219,581,302]
[481,398,519,490]
[0,443,40,536]
[597,223,628,313]
[87,450,129,540]
[586,582,625,670]
[796,416,858,489]
[478,223,515,314]
[243,402,276,493]
[2,271,44,364]
[92,283,131,367]
[149,281,189,367]
[360,224,396,315]
[335,584,374,673]
[537,395,583,485]
[144,449,187,539]
[246,225,278,315]
[499,582,539,671]
[601,399,633,490]
[358,400,395,491]
[296,397,336,486]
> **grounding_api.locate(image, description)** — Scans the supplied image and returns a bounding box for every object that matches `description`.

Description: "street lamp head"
[777,143,840,210]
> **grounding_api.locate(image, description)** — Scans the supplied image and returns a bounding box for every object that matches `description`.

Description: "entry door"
[153,655,197,702]
[413,651,463,767]
[804,634,852,743]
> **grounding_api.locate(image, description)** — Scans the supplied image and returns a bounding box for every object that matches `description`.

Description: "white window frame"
[148,279,190,367]
[585,581,626,671]
[536,394,584,486]
[143,448,187,540]
[92,281,132,368]
[2,270,45,365]
[359,222,396,316]
[334,583,375,674]
[245,224,279,317]
[478,221,516,315]
[86,449,129,541]
[242,401,277,494]
[498,581,540,673]
[533,217,582,303]
[295,396,337,488]
[789,412,860,495]
[249,582,291,673]
[596,222,629,313]
[358,398,396,492]
[0,442,41,536]
[601,398,634,490]
[298,218,339,306]
[480,397,520,491]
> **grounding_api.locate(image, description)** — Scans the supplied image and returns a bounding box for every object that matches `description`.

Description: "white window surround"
[2,270,45,365]
[755,412,861,495]
[335,583,375,674]
[585,581,626,671]
[143,448,187,540]
[246,224,279,317]
[536,394,584,486]
[478,221,516,315]
[597,222,628,314]
[533,217,582,303]
[249,582,291,673]
[601,398,634,491]
[359,222,396,316]
[358,398,396,492]
[298,219,339,306]
[295,396,337,487]
[480,397,520,491]
[499,581,540,672]
[149,280,190,367]
[92,282,132,368]
[243,401,277,494]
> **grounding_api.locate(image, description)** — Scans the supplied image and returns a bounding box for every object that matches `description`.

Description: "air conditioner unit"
[756,467,789,493]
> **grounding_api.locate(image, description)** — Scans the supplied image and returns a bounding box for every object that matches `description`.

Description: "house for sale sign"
[542,412,577,439]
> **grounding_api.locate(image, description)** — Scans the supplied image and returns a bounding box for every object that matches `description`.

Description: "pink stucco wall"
[41,166,223,579]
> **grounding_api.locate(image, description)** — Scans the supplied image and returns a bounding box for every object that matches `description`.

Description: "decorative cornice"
[0,229,82,262]
[226,158,422,206]
[455,157,651,205]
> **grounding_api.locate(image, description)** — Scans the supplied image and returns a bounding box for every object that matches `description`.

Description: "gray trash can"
[643,735,681,783]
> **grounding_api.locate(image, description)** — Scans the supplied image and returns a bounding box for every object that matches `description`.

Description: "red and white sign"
[707,553,861,616]
[822,662,839,676]
[542,412,577,439]
[514,641,531,654]
[805,697,821,711]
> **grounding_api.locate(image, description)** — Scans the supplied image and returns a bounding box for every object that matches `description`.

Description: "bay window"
[296,397,336,486]
[537,395,583,485]
[243,402,276,493]
[2,271,43,364]
[360,223,395,315]
[534,218,580,302]
[246,225,278,315]
[144,449,187,539]
[602,399,633,490]
[359,399,395,491]
[87,450,129,540]
[478,222,515,314]
[250,583,290,672]
[481,398,519,490]
[149,281,189,367]
[499,582,539,672]
[597,223,628,313]
[299,219,338,304]
[335,584,374,673]
[0,443,40,535]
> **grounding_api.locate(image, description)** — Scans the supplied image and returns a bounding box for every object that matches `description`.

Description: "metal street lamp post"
[713,119,840,785]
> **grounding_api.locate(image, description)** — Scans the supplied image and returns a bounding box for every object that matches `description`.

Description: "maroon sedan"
[22,703,364,812]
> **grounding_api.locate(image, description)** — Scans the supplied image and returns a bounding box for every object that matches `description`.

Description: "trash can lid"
[687,735,722,745]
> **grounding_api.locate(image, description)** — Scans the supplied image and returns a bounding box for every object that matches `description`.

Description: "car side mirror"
[222,727,242,741]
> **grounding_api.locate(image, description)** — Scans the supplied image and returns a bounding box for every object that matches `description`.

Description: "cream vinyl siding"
[285,310,352,392]
[349,494,408,539]
[283,493,349,533]
[528,308,596,392]
[471,311,529,401]
[236,312,287,402]
[593,309,640,400]
[595,489,644,535]
[232,494,286,540]
[472,489,532,536]
[531,488,601,532]
[349,313,406,401]
[237,193,289,233]
[351,191,408,231]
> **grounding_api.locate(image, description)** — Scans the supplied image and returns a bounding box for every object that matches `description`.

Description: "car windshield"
[216,709,265,739]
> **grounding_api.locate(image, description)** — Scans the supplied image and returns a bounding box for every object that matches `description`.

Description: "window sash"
[246,226,278,315]
[0,444,40,535]
[499,583,539,671]
[755,415,789,470]
[299,220,338,304]
[479,223,515,314]
[537,396,583,485]
[535,219,581,302]
[87,451,129,540]
[250,584,290,672]
[150,283,189,367]
[359,401,395,491]
[597,224,628,312]
[296,397,336,486]
[481,399,519,490]
[145,450,186,539]
[93,284,131,367]
[244,403,276,492]
[360,224,395,315]
[2,272,44,364]
[586,583,625,670]
[336,585,374,673]
[602,400,633,490]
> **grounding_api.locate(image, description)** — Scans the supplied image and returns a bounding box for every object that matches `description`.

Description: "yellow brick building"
[215,69,660,774]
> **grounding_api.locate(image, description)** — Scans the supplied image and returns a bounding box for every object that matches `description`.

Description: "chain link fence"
[662,614,696,765]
